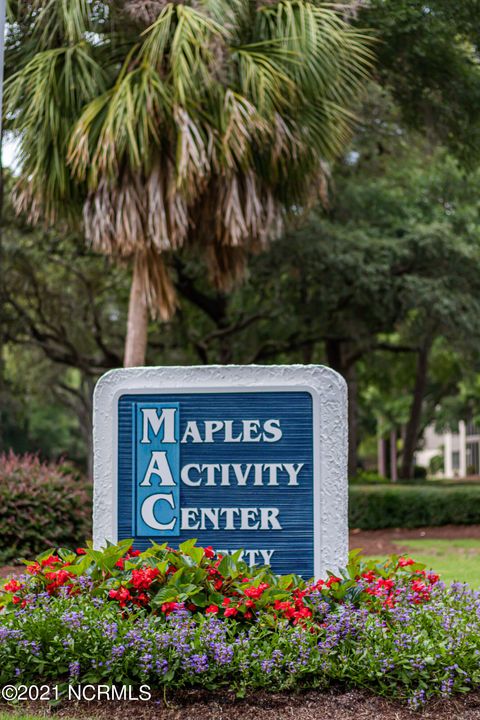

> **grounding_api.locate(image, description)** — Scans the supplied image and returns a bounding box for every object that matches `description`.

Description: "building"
[416,421,480,478]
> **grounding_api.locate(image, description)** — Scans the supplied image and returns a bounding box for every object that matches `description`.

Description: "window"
[452,451,460,470]
[467,421,480,436]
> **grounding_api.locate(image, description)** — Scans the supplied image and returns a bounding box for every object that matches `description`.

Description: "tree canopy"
[5,0,372,365]
[3,1,480,477]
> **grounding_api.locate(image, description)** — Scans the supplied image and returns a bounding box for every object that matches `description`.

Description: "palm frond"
[142,4,226,105]
[5,43,106,220]
[174,105,211,192]
[215,89,269,170]
[202,0,254,42]
[29,0,95,47]
[256,1,373,106]
[140,3,176,61]
[169,5,225,104]
[69,57,171,184]
[233,42,296,114]
[6,0,373,319]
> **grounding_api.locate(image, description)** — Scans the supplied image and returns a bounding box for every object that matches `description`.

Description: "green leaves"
[5,42,107,220]
[6,0,372,315]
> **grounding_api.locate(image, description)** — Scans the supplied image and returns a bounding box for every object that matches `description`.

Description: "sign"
[93,365,347,578]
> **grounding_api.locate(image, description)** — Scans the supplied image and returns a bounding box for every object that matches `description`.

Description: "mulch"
[3,687,480,719]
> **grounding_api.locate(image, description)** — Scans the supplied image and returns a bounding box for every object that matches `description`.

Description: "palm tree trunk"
[124,255,148,368]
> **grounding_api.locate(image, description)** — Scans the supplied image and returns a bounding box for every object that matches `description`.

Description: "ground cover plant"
[0,541,478,709]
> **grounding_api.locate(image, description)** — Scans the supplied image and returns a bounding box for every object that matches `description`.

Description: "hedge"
[0,451,91,563]
[349,483,480,529]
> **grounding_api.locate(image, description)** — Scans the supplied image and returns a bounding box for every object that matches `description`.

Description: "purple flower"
[69,661,80,679]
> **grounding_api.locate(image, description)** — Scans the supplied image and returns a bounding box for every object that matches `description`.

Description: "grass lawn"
[372,539,480,586]
[0,716,44,719]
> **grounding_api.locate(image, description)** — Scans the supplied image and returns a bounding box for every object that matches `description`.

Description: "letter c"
[141,493,177,531]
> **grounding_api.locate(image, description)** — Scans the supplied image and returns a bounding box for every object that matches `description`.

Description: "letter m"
[141,407,177,444]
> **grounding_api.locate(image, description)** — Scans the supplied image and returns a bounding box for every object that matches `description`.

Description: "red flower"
[398,557,415,567]
[222,597,231,606]
[224,607,238,617]
[161,601,180,615]
[204,546,215,559]
[131,567,159,590]
[411,579,427,593]
[244,587,261,600]
[293,607,313,624]
[12,596,27,608]
[326,576,341,588]
[26,564,40,575]
[45,568,75,595]
[244,583,269,600]
[41,555,61,568]
[109,586,132,607]
[4,579,22,593]
[45,569,73,584]
[244,611,252,619]
[214,579,223,591]
[377,578,395,591]
[115,558,125,569]
[274,600,292,611]
[132,593,149,606]
[76,548,87,555]
[273,599,296,619]
[206,605,219,614]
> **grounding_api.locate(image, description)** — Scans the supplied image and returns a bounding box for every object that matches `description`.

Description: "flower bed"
[0,541,478,709]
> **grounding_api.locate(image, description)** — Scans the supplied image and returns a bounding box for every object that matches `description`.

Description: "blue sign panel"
[118,391,315,577]
[133,402,180,537]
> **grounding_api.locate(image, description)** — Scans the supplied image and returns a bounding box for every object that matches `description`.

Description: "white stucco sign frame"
[93,364,348,578]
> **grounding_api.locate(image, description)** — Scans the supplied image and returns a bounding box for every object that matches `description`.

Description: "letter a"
[140,451,176,487]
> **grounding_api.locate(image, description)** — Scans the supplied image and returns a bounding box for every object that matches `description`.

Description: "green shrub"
[413,465,428,480]
[350,470,389,484]
[349,483,480,529]
[0,452,91,562]
[429,454,444,476]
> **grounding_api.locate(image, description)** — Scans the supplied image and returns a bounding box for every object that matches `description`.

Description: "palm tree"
[5,0,371,366]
